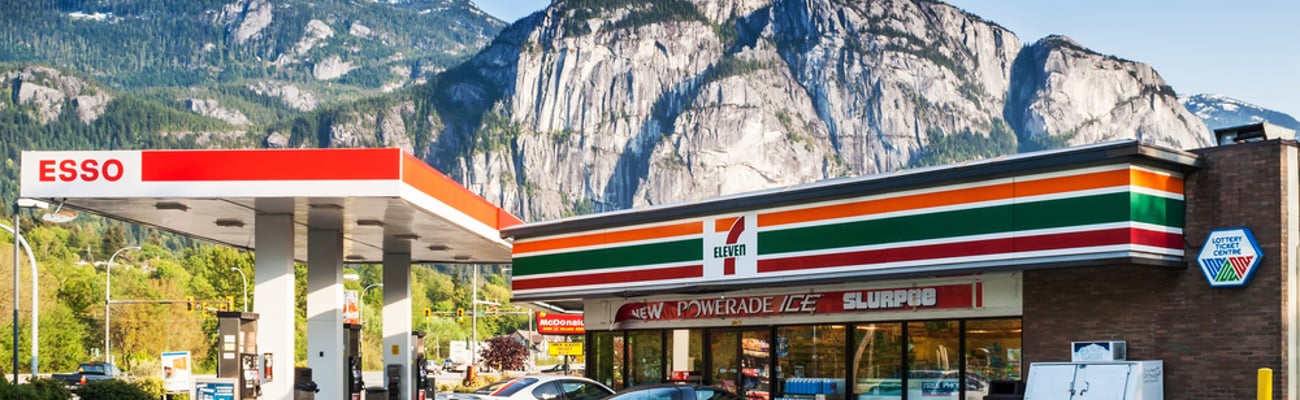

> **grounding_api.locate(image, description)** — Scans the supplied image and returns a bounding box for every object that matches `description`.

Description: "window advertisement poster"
[344,290,360,324]
[161,351,193,393]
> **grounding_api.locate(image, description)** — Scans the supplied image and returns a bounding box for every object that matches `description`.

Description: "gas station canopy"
[19,148,521,263]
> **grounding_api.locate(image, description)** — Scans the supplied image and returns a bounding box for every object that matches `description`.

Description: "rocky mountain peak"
[3,66,113,124]
[1006,35,1209,149]
[410,0,1217,220]
[1181,94,1300,133]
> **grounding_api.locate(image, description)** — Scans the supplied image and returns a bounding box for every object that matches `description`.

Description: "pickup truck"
[52,362,124,388]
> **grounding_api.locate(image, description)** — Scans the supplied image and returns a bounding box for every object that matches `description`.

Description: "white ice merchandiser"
[1024,360,1163,400]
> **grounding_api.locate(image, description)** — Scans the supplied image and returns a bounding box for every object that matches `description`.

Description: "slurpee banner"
[615,283,981,322]
[537,312,585,334]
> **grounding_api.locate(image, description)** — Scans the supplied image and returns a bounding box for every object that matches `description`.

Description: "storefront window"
[965,319,1022,400]
[740,330,772,400]
[591,318,1022,399]
[628,331,665,386]
[907,321,960,400]
[589,332,624,390]
[710,330,771,400]
[852,323,902,400]
[777,325,846,397]
[709,331,738,391]
[667,329,705,382]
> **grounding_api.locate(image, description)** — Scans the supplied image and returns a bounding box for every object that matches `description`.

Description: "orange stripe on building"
[1130,168,1183,193]
[513,221,704,255]
[759,167,1181,228]
[1011,169,1129,197]
[400,153,521,230]
[759,181,1014,228]
[714,217,739,233]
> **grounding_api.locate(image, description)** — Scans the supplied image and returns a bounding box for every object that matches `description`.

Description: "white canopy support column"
[307,206,345,400]
[255,203,295,400]
[383,247,412,400]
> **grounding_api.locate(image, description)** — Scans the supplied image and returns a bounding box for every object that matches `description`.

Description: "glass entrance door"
[709,329,771,400]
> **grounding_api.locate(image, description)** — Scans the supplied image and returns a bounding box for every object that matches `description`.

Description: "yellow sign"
[548,342,583,356]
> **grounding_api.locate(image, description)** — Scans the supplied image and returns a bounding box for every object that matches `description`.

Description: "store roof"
[502,140,1201,240]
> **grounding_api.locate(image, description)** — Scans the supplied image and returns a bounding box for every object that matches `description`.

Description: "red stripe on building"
[1131,228,1184,250]
[141,148,401,181]
[513,265,703,291]
[759,228,1179,273]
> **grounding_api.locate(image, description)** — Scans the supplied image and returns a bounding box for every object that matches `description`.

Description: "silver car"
[438,375,614,400]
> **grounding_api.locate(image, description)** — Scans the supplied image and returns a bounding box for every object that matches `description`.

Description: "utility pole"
[471,266,478,371]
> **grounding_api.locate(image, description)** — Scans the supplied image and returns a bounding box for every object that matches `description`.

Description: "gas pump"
[344,323,364,400]
[217,311,261,400]
[412,331,430,400]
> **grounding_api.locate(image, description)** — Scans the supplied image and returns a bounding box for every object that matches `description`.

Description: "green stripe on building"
[1130,192,1184,227]
[513,238,703,276]
[760,192,1182,256]
[513,191,1183,278]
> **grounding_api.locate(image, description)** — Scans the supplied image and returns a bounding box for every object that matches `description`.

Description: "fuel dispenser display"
[345,323,364,400]
[387,364,403,400]
[217,311,261,400]
[413,331,430,400]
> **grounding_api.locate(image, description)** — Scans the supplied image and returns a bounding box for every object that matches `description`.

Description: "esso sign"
[38,158,125,182]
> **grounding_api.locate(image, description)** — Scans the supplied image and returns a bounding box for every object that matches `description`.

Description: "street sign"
[548,342,583,356]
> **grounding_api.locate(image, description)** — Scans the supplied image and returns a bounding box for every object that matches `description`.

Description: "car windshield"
[79,364,107,374]
[476,377,540,396]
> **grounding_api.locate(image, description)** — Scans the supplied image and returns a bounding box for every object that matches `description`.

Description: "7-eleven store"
[503,138,1300,400]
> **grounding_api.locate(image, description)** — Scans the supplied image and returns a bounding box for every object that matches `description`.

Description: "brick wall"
[1023,140,1292,399]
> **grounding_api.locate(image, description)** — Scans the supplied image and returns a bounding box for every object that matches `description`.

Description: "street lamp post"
[104,246,141,365]
[10,202,17,384]
[1,223,35,381]
[230,267,249,312]
[9,198,50,382]
[471,266,478,371]
[359,283,383,325]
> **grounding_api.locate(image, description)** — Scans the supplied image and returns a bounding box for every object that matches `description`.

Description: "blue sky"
[474,0,1299,117]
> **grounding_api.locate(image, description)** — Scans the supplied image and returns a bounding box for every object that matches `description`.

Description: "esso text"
[38,159,125,182]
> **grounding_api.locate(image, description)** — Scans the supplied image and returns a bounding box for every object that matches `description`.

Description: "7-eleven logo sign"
[1196,228,1263,288]
[704,214,757,279]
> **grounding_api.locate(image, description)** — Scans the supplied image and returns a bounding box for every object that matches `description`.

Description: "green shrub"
[76,379,153,400]
[133,377,167,397]
[0,377,72,400]
[28,378,73,400]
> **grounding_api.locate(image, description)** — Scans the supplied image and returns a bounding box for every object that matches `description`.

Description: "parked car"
[606,383,742,400]
[438,375,614,400]
[51,362,125,389]
[540,363,586,376]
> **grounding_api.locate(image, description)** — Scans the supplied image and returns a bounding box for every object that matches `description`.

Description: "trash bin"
[365,386,389,400]
[295,367,319,400]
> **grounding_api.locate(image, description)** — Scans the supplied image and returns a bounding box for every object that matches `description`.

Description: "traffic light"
[186,296,195,313]
[423,308,432,321]
[226,295,234,311]
[456,308,465,322]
